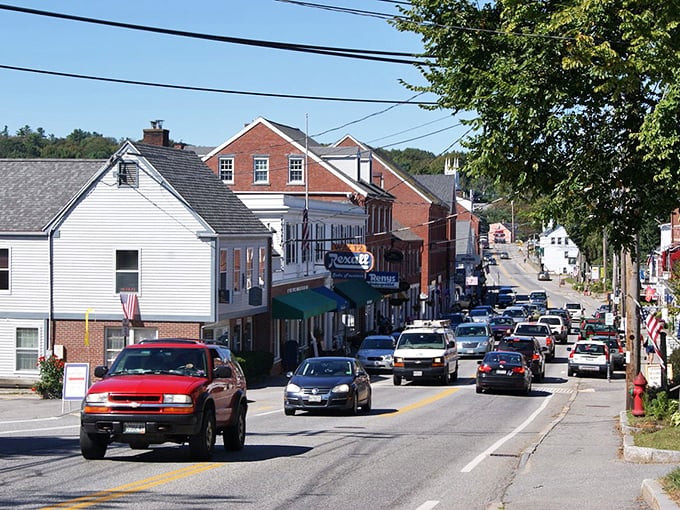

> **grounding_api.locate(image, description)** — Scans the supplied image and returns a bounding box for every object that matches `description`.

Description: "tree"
[394,0,680,255]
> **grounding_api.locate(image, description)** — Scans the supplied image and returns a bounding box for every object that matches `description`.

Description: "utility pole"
[624,241,641,410]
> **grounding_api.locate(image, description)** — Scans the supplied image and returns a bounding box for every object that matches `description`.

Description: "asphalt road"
[0,245,675,509]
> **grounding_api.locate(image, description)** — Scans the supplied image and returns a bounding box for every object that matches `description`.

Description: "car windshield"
[456,326,487,337]
[108,347,207,377]
[397,333,446,349]
[498,340,533,354]
[515,324,548,335]
[490,318,514,326]
[504,309,524,317]
[484,352,523,365]
[575,343,606,355]
[360,338,394,350]
[566,304,581,310]
[298,359,353,377]
[540,317,561,325]
[530,292,547,300]
[469,310,487,317]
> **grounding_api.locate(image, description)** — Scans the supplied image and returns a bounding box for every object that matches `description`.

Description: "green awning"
[272,289,337,320]
[333,280,384,309]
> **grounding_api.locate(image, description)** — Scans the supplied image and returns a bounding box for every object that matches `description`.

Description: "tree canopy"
[0,125,120,158]
[394,0,680,255]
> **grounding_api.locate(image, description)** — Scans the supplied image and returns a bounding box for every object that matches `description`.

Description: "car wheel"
[449,361,459,382]
[348,394,359,415]
[475,384,483,394]
[568,367,575,377]
[80,428,108,460]
[224,404,246,451]
[361,390,372,413]
[393,375,402,386]
[189,409,216,461]
[525,380,532,396]
[284,408,296,416]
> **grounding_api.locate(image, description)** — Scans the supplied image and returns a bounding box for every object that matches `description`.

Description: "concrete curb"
[620,411,680,509]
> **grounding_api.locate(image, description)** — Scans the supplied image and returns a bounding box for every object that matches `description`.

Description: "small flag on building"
[120,292,138,321]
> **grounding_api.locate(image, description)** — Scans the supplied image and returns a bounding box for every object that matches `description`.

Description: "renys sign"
[324,250,374,273]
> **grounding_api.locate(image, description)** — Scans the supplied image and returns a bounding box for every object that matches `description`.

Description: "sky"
[0,0,472,156]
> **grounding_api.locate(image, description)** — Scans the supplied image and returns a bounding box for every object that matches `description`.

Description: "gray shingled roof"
[131,142,270,235]
[412,174,457,209]
[0,159,103,232]
[392,219,423,242]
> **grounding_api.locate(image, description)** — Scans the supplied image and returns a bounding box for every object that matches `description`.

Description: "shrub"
[669,349,680,390]
[235,350,274,382]
[644,390,679,420]
[32,355,64,399]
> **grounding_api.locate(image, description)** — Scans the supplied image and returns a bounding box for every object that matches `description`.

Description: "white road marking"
[415,501,440,510]
[460,394,553,472]
[0,424,78,435]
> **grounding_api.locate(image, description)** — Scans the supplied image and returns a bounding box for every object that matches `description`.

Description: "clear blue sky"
[0,1,470,155]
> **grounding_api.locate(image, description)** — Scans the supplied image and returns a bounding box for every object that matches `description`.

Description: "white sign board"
[62,363,90,401]
[646,364,663,388]
[605,313,615,326]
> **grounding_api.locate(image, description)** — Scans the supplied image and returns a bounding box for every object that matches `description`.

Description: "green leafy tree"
[394,1,680,255]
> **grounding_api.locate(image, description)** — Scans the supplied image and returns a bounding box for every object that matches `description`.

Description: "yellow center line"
[382,387,460,417]
[41,462,222,509]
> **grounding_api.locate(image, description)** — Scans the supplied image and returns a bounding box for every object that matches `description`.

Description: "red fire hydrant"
[632,372,647,417]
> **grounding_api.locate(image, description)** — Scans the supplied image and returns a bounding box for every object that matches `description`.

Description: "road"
[0,244,674,509]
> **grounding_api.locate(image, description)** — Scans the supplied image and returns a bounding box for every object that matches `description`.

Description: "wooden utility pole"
[624,243,641,410]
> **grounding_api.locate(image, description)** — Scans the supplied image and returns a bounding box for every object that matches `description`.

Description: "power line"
[0,3,431,65]
[0,64,438,105]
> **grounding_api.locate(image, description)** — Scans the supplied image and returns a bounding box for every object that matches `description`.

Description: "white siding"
[0,238,50,315]
[0,318,45,378]
[51,161,213,320]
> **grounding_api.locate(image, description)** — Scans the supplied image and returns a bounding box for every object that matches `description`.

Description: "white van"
[392,320,459,385]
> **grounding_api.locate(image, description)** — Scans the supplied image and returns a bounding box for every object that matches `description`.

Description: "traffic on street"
[0,243,674,510]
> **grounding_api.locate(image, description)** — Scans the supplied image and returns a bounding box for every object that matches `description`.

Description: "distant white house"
[538,225,579,276]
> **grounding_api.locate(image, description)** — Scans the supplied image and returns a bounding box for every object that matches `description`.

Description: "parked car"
[591,335,625,370]
[488,316,515,340]
[496,336,545,381]
[476,350,532,395]
[80,338,248,460]
[512,321,555,361]
[355,335,395,372]
[455,322,495,357]
[567,341,610,377]
[538,314,569,344]
[284,357,372,415]
[537,270,552,281]
[499,251,510,259]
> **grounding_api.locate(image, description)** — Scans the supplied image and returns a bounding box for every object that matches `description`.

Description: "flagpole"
[305,113,310,277]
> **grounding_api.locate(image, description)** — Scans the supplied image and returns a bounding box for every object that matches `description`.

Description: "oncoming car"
[355,335,395,372]
[284,357,371,415]
[455,322,494,357]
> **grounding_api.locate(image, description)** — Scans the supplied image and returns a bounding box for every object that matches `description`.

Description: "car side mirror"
[214,365,233,379]
[94,365,108,378]
[286,371,294,378]
[448,341,456,348]
[477,360,482,365]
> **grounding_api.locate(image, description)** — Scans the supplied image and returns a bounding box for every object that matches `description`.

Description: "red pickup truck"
[80,339,247,460]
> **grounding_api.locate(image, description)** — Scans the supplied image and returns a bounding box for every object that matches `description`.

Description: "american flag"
[120,292,138,321]
[643,307,665,367]
[301,208,310,255]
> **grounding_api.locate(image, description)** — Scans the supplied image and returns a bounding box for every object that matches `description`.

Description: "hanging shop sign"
[366,271,399,290]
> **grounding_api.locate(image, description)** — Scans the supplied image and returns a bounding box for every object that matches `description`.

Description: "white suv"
[538,314,569,344]
[393,320,459,386]
[567,340,609,377]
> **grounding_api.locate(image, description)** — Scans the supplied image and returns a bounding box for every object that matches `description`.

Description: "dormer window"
[118,162,138,187]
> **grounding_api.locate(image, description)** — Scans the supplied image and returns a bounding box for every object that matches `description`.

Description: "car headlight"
[286,383,301,393]
[163,394,192,404]
[332,383,350,393]
[85,392,109,404]
[433,357,443,364]
[384,354,393,361]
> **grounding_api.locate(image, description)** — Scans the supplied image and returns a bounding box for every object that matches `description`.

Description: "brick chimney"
[143,120,170,147]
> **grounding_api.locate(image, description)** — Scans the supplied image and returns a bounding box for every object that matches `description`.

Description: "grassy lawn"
[628,414,680,502]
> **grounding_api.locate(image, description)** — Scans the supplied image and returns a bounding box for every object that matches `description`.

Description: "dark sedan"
[284,357,372,416]
[476,351,532,395]
[488,316,515,341]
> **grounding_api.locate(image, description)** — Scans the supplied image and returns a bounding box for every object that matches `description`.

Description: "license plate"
[579,365,599,371]
[495,369,511,375]
[308,395,322,402]
[124,423,146,434]
[413,370,423,376]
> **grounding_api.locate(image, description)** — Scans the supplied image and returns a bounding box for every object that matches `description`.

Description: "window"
[116,250,139,293]
[246,247,254,289]
[219,157,234,183]
[0,248,8,291]
[315,224,324,263]
[253,157,269,183]
[259,247,266,287]
[288,157,304,183]
[105,328,126,366]
[557,237,563,245]
[550,237,556,244]
[16,328,38,371]
[118,162,138,187]
[565,251,569,259]
[233,248,242,293]
[285,223,298,264]
[219,249,229,303]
